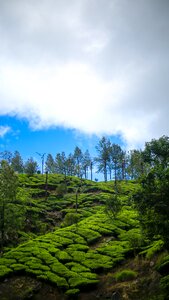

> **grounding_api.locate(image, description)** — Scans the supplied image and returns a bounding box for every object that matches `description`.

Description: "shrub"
[83,252,112,270]
[11,263,26,271]
[160,275,169,299]
[62,212,81,227]
[55,250,72,262]
[68,276,99,288]
[45,271,69,288]
[114,269,137,282]
[76,227,101,244]
[56,183,67,198]
[156,255,169,275]
[0,258,17,266]
[66,262,90,273]
[141,240,164,259]
[65,289,80,296]
[0,265,12,277]
[67,244,89,253]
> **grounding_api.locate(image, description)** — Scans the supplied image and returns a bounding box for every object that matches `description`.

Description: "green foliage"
[66,262,90,273]
[160,275,169,299]
[105,193,122,219]
[0,172,152,297]
[68,276,99,288]
[83,251,112,270]
[45,271,69,288]
[0,160,22,248]
[0,265,12,277]
[11,263,26,271]
[119,228,143,254]
[24,157,38,176]
[97,240,130,263]
[56,183,67,197]
[75,227,101,244]
[62,212,81,227]
[65,288,80,295]
[156,254,169,275]
[133,167,169,246]
[113,269,138,281]
[140,240,164,259]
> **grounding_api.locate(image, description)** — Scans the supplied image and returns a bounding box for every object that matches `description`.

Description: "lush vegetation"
[0,135,168,299]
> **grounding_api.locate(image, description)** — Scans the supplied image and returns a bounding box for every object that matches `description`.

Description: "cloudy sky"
[0,0,169,155]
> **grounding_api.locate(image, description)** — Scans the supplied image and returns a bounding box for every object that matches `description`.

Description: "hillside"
[0,174,168,299]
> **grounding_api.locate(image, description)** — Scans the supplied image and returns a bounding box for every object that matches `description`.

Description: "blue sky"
[0,0,169,174]
[0,115,122,174]
[0,115,123,180]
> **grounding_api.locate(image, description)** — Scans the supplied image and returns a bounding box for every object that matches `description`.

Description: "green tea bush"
[114,269,137,282]
[11,263,26,271]
[0,265,12,277]
[156,255,169,275]
[68,276,99,288]
[55,250,72,262]
[62,212,81,227]
[65,262,90,273]
[160,275,169,299]
[65,288,80,296]
[45,271,69,288]
[83,252,112,270]
[76,227,101,244]
[68,251,86,263]
[67,244,89,253]
[141,240,164,259]
[0,258,16,266]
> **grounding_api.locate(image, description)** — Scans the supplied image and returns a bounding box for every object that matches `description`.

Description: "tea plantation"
[0,174,168,299]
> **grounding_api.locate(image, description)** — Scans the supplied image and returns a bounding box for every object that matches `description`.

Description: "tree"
[11,151,24,173]
[143,135,169,168]
[73,146,83,178]
[134,167,169,246]
[82,150,92,179]
[55,152,67,176]
[65,153,75,176]
[105,193,122,219]
[110,143,123,183]
[24,157,38,176]
[0,150,13,164]
[0,161,18,248]
[95,137,111,182]
[45,154,56,173]
[127,150,144,179]
[133,136,169,247]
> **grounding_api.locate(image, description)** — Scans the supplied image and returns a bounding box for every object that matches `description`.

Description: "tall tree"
[95,137,111,182]
[127,150,144,179]
[55,152,67,176]
[65,153,75,176]
[24,157,38,176]
[0,160,18,248]
[133,136,169,246]
[0,151,13,164]
[11,151,24,173]
[45,154,56,173]
[110,143,123,183]
[73,146,83,178]
[143,135,169,168]
[82,150,92,179]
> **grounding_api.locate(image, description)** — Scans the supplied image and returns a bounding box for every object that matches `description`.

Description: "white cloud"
[0,0,169,148]
[0,126,11,138]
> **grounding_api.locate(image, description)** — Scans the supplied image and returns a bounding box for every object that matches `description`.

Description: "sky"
[0,0,169,169]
